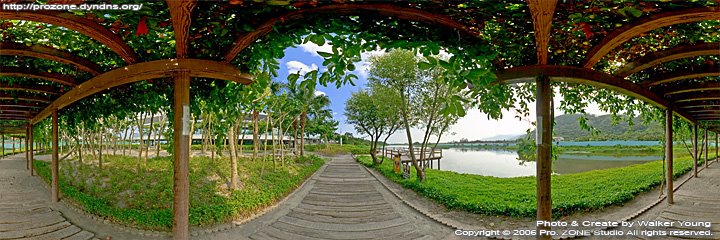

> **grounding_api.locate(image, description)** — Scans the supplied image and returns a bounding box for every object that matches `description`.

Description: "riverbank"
[356,155,703,218]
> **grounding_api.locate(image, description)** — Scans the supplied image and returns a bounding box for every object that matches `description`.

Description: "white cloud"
[286,61,318,75]
[314,90,326,97]
[298,42,333,58]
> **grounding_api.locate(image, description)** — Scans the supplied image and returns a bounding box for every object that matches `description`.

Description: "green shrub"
[34,154,324,230]
[358,155,699,218]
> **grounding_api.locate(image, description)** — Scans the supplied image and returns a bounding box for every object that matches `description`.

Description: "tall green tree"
[345,83,402,165]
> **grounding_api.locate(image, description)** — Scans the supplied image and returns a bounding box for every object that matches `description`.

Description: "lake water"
[436,148,658,177]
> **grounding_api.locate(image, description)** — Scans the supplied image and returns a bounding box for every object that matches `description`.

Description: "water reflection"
[438,148,657,178]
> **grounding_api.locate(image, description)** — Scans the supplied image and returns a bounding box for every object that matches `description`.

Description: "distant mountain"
[482,133,525,141]
[531,114,663,141]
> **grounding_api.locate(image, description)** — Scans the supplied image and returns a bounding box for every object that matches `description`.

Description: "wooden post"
[693,125,698,178]
[172,71,191,240]
[29,124,33,176]
[25,128,28,168]
[2,134,4,159]
[705,129,708,168]
[535,75,552,239]
[665,108,673,204]
[716,132,718,163]
[51,109,59,203]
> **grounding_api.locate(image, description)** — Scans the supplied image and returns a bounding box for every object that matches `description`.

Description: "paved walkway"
[0,153,97,240]
[202,155,451,240]
[628,161,720,239]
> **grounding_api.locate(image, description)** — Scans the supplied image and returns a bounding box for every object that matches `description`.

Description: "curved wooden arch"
[661,81,720,95]
[638,65,720,87]
[0,82,59,95]
[615,42,720,77]
[583,7,720,68]
[222,3,480,62]
[0,66,77,86]
[0,10,138,64]
[495,65,695,123]
[0,94,53,104]
[31,59,253,124]
[0,42,102,76]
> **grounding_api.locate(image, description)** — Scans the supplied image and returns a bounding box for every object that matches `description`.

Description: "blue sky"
[274,42,608,143]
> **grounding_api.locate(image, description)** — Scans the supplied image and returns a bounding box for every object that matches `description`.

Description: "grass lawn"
[304,144,370,155]
[34,154,324,230]
[358,155,703,218]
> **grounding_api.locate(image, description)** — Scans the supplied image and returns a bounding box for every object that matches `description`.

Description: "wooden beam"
[0,116,29,120]
[672,91,720,103]
[687,109,720,114]
[660,81,720,96]
[0,103,46,109]
[0,42,102,75]
[51,109,58,202]
[0,115,32,120]
[676,101,720,109]
[584,7,720,68]
[693,114,720,119]
[535,75,552,240]
[638,65,720,87]
[172,71,191,240]
[0,94,53,104]
[223,3,480,62]
[0,10,138,64]
[527,0,558,65]
[0,110,38,115]
[0,106,39,112]
[0,66,77,86]
[31,59,252,124]
[616,42,720,77]
[0,82,60,95]
[167,0,196,59]
[665,106,673,204]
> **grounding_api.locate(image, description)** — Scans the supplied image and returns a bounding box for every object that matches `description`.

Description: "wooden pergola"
[0,1,718,239]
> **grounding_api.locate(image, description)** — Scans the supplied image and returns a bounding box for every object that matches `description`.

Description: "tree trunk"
[228,125,240,190]
[156,113,165,158]
[189,113,195,154]
[300,113,306,156]
[98,130,103,169]
[137,112,145,161]
[146,112,154,161]
[293,117,298,156]
[400,95,424,181]
[253,110,260,160]
[239,114,247,158]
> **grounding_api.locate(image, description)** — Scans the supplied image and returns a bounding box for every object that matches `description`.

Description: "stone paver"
[0,153,97,240]
[201,155,451,240]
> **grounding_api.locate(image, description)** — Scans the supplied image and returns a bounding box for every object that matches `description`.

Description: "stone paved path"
[0,153,97,240]
[201,155,451,240]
